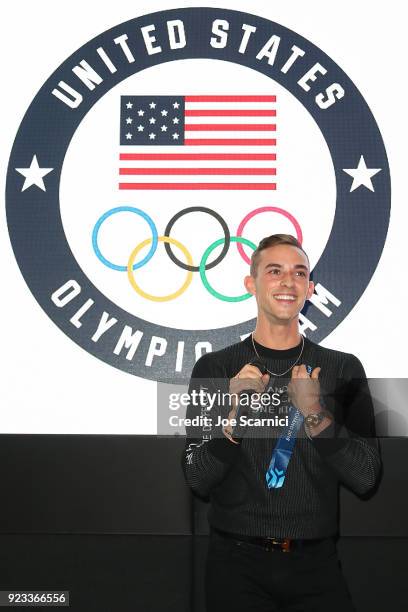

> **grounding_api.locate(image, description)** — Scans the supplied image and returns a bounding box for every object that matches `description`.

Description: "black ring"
[164,206,231,272]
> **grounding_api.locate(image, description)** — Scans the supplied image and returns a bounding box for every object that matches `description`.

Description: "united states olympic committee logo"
[6,8,390,382]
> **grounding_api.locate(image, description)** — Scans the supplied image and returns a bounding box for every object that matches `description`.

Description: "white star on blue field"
[120,96,184,145]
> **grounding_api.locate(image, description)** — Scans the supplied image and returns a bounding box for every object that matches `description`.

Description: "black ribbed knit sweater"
[182,335,381,539]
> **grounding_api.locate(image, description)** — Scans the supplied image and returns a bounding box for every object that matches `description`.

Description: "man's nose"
[280,273,295,287]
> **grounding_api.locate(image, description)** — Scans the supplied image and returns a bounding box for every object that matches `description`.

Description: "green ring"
[199,236,257,302]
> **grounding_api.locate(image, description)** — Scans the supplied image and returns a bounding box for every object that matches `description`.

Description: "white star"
[126,117,133,124]
[161,109,168,116]
[173,102,180,109]
[173,117,179,124]
[149,117,156,124]
[161,125,168,132]
[172,133,179,140]
[126,102,133,109]
[343,156,381,192]
[126,133,132,140]
[137,109,145,116]
[15,155,53,192]
[149,102,156,109]
[137,125,144,132]
[149,133,156,140]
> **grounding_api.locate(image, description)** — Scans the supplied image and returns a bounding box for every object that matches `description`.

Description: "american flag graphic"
[119,95,277,190]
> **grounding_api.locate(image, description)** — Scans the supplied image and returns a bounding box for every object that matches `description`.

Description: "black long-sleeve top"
[181,335,381,539]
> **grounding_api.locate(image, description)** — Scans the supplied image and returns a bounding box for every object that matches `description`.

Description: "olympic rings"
[92,205,303,301]
[199,236,257,302]
[236,207,303,265]
[127,236,193,302]
[164,206,230,272]
[92,206,158,271]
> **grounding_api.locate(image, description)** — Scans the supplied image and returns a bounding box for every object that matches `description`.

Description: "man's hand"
[288,364,321,417]
[223,365,270,443]
[229,364,270,401]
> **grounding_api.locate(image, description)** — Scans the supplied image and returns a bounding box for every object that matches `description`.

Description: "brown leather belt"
[212,527,328,553]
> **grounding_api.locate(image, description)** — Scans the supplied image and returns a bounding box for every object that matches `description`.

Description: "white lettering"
[70,298,94,328]
[96,47,117,73]
[167,19,186,49]
[281,45,305,73]
[51,280,81,307]
[298,314,317,334]
[239,24,257,54]
[175,340,184,372]
[256,35,281,65]
[211,19,229,48]
[195,342,212,361]
[92,311,118,342]
[298,62,327,92]
[113,326,143,360]
[309,283,341,317]
[141,24,162,55]
[114,34,135,63]
[316,83,345,109]
[51,82,83,108]
[72,60,103,91]
[240,332,252,341]
[146,336,167,365]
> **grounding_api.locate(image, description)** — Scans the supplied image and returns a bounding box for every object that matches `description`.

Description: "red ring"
[236,206,303,265]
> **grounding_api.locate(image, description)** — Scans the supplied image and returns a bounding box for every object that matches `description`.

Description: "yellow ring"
[127,236,193,302]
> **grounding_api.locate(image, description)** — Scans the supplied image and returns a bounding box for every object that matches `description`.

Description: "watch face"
[306,414,321,426]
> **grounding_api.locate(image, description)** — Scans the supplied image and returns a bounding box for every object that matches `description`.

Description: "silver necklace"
[251,332,304,377]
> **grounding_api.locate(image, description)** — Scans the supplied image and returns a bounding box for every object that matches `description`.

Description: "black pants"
[205,529,356,612]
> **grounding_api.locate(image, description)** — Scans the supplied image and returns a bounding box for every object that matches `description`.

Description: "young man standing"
[182,234,381,612]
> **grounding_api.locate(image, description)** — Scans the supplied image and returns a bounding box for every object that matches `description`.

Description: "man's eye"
[296,271,306,276]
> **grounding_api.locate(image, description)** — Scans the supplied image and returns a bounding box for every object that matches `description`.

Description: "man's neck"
[252,320,301,350]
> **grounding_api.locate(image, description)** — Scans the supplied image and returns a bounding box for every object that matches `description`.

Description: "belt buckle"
[265,537,291,553]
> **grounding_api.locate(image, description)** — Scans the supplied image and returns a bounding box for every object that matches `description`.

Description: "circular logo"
[6,8,390,382]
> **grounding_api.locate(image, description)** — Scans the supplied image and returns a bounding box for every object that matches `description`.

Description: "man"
[182,234,381,611]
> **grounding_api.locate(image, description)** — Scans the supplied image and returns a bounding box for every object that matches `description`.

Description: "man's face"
[244,244,314,324]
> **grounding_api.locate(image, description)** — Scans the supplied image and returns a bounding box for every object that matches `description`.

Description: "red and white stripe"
[119,95,277,190]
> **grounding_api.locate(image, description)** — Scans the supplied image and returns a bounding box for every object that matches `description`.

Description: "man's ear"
[244,275,256,296]
[306,280,315,300]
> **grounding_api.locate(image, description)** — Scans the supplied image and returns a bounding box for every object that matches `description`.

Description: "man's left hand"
[288,364,321,417]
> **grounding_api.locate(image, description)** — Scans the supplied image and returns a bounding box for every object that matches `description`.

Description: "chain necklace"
[251,332,305,377]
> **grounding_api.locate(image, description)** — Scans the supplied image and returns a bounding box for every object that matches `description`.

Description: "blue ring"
[92,206,158,271]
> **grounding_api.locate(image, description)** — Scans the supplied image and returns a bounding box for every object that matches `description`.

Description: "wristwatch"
[304,410,332,439]
[304,411,327,428]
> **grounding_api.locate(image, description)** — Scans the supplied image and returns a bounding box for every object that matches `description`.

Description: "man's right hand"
[223,365,270,443]
[229,364,270,400]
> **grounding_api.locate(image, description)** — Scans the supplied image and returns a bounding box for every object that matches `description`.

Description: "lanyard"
[265,365,312,489]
